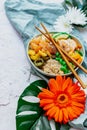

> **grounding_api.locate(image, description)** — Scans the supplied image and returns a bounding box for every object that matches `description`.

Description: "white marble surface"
[0,0,87,130]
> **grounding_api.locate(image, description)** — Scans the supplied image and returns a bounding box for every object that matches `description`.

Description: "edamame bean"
[62,61,66,65]
[56,52,60,57]
[59,58,63,64]
[55,57,60,61]
[60,66,67,72]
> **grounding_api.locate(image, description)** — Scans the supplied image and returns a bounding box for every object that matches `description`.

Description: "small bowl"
[27,32,85,77]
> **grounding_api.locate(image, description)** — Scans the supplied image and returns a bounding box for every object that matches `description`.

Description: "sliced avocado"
[52,32,72,41]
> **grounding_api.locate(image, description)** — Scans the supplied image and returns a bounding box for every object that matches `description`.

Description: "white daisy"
[66,7,87,25]
[54,15,73,33]
[54,7,87,33]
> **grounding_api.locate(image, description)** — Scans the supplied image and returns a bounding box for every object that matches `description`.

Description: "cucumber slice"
[52,32,72,41]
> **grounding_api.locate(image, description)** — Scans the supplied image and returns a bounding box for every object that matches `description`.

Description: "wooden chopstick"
[35,23,86,89]
[35,25,87,74]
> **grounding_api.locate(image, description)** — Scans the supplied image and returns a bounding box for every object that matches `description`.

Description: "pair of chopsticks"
[35,23,87,89]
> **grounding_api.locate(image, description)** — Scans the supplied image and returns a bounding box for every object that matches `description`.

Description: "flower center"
[57,94,68,104]
[59,95,65,101]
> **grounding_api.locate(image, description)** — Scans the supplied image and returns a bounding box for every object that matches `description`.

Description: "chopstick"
[35,25,87,74]
[35,23,86,89]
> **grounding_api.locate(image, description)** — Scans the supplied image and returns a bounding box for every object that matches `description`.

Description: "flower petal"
[54,15,73,33]
[48,79,59,93]
[72,90,85,98]
[72,106,85,116]
[46,106,57,118]
[67,83,80,94]
[54,107,60,122]
[56,76,63,90]
[66,107,77,121]
[62,77,72,91]
[58,109,63,123]
[48,107,57,118]
[38,88,54,99]
[72,101,85,108]
[62,108,69,124]
[40,99,53,107]
[43,103,55,110]
[72,96,86,103]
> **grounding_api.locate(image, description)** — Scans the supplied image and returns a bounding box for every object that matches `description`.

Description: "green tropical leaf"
[30,115,51,130]
[55,122,70,130]
[60,124,71,130]
[63,0,84,9]
[55,122,61,130]
[82,0,87,16]
[63,0,87,11]
[83,118,87,127]
[16,80,51,130]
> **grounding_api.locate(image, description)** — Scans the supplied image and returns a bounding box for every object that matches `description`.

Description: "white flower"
[66,7,87,25]
[54,7,87,33]
[54,15,73,33]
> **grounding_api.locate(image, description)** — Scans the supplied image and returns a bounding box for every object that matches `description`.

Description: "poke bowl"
[27,32,85,77]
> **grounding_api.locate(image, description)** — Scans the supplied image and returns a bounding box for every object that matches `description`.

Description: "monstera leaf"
[83,118,87,127]
[16,80,70,130]
[63,0,87,15]
[63,0,83,8]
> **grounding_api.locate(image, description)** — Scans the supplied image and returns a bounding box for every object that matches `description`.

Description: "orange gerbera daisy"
[38,76,86,124]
